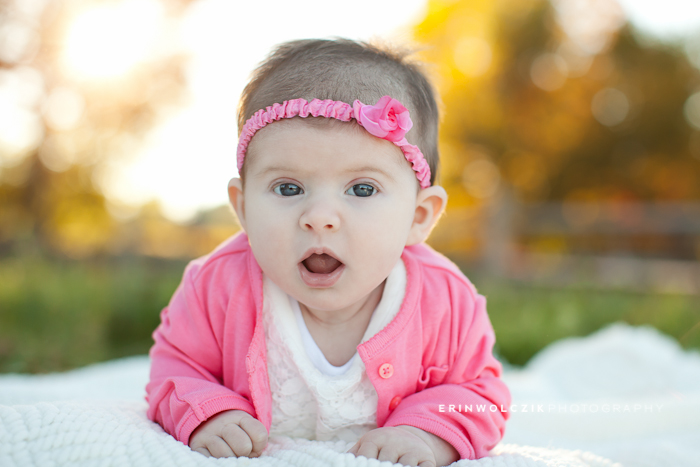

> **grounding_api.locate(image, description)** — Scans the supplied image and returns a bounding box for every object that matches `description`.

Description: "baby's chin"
[261,260,390,313]
[299,282,388,315]
[290,287,355,313]
[261,272,351,310]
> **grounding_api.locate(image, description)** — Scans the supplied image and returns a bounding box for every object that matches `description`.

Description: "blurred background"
[0,0,698,373]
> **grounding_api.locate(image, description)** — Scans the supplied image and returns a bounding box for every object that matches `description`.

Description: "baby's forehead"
[246,117,409,170]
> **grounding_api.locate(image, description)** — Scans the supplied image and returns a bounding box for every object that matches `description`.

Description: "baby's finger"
[377,446,400,463]
[346,443,359,455]
[355,441,380,460]
[417,461,437,467]
[397,453,422,467]
[220,423,253,457]
[239,415,268,456]
[205,436,235,458]
[193,447,211,458]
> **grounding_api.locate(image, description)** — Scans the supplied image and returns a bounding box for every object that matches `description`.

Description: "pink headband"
[237,96,431,188]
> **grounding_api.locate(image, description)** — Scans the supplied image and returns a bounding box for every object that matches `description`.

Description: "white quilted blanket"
[1,323,699,467]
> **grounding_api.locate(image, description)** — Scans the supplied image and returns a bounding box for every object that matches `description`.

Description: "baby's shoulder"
[182,231,254,290]
[403,242,477,293]
[403,243,487,330]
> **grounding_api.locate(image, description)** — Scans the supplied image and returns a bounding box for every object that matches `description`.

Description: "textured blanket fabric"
[1,323,699,467]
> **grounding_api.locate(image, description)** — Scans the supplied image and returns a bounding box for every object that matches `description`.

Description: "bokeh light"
[63,0,164,80]
[591,88,630,127]
[554,0,625,55]
[684,92,700,130]
[454,37,492,77]
[530,53,568,92]
[43,87,85,132]
[0,68,44,163]
[462,159,501,199]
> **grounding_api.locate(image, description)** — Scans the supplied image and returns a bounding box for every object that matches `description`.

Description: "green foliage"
[1,255,698,373]
[0,255,186,373]
[473,275,700,365]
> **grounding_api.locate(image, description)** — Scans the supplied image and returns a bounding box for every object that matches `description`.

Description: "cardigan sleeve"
[383,277,510,460]
[145,259,256,445]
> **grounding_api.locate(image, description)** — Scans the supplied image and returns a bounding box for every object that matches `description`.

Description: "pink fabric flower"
[353,96,413,143]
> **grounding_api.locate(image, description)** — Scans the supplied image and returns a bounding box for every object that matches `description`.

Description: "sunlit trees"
[2,0,700,260]
[0,0,191,257]
[413,0,700,262]
[414,0,700,205]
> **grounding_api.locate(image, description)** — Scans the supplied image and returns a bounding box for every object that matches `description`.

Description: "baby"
[146,39,510,467]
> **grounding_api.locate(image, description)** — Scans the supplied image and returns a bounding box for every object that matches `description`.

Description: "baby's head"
[229,38,447,313]
[237,38,440,186]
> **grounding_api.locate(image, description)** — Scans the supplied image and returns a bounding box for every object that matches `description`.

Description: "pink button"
[379,363,394,379]
[389,396,402,410]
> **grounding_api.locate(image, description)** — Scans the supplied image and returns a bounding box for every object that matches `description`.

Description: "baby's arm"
[146,259,262,448]
[377,281,510,461]
[348,425,458,467]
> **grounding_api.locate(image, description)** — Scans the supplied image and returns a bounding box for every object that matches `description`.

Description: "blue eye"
[346,184,376,197]
[274,183,303,196]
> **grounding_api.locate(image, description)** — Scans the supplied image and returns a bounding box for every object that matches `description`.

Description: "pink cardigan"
[146,232,510,459]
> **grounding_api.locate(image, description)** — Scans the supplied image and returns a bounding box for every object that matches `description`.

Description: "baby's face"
[237,118,420,313]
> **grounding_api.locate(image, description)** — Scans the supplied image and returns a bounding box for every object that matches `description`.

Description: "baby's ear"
[228,177,247,231]
[406,185,448,246]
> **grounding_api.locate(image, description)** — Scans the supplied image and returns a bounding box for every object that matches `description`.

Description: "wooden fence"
[431,193,700,294]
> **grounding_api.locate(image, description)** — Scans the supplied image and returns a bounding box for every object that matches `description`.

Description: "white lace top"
[262,259,407,442]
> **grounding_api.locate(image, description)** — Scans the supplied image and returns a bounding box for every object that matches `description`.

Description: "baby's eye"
[274,183,303,196]
[346,184,376,197]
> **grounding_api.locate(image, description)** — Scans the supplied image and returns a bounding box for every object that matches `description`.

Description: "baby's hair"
[237,38,440,185]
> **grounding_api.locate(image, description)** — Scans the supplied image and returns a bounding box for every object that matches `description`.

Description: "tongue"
[303,253,341,274]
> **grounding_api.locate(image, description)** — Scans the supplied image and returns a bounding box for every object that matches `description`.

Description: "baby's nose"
[299,198,340,232]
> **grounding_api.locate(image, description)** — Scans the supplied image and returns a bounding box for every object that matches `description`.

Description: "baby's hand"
[189,410,268,458]
[347,425,459,467]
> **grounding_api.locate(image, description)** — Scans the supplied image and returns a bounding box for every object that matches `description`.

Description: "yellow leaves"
[453,36,493,78]
[530,53,568,91]
[135,207,238,259]
[416,0,505,88]
[650,159,698,200]
[118,202,239,259]
[503,150,550,199]
[41,165,115,258]
[50,200,114,259]
[411,0,700,208]
[0,186,33,243]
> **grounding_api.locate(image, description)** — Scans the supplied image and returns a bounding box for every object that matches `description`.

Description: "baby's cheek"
[248,230,288,270]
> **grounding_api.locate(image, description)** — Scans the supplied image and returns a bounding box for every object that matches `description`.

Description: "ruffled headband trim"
[236,96,431,188]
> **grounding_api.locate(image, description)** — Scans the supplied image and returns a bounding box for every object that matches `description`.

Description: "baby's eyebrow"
[346,166,395,180]
[252,165,296,178]
[254,165,396,180]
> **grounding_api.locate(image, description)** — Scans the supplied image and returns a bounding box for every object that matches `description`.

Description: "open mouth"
[302,253,343,275]
[298,251,345,288]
